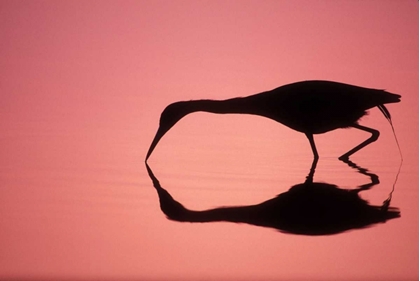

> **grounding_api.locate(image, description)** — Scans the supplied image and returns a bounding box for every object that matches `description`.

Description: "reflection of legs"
[341,157,397,212]
[340,157,379,191]
[305,134,319,184]
[339,124,380,161]
[305,157,318,184]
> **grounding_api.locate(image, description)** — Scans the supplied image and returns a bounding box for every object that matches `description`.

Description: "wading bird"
[145,80,400,161]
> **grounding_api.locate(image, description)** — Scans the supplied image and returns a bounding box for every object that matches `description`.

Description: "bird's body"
[215,80,399,134]
[145,80,401,161]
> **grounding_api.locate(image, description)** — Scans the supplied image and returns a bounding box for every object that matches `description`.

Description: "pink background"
[1,1,418,280]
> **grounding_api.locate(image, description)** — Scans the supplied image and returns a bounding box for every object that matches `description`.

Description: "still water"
[1,110,417,281]
[1,1,418,280]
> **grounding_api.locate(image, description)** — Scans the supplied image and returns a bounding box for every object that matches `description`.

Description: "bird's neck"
[186,97,256,115]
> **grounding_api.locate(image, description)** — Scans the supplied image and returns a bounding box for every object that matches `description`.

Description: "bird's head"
[145,101,191,161]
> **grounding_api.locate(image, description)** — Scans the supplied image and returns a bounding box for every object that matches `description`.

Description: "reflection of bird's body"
[145,163,400,235]
[146,80,401,160]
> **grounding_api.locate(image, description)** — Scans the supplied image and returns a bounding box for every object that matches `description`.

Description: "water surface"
[0,1,418,280]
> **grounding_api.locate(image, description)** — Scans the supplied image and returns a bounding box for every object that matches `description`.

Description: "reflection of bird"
[145,163,400,235]
[146,80,400,161]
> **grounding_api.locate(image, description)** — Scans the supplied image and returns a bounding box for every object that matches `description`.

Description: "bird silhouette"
[145,162,400,235]
[145,80,400,161]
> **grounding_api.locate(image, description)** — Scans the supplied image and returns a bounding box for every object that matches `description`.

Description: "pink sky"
[0,1,418,280]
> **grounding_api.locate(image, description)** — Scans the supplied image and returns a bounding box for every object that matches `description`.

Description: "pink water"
[1,1,418,280]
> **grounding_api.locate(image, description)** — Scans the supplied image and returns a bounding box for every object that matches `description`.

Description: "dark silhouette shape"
[305,157,319,184]
[145,163,400,235]
[145,80,401,161]
[341,157,399,210]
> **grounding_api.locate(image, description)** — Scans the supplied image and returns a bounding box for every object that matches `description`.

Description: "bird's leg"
[338,124,380,161]
[305,157,318,184]
[305,133,319,160]
[304,134,319,184]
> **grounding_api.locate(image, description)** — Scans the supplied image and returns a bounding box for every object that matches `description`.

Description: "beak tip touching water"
[145,126,167,162]
[145,143,154,161]
[145,143,156,162]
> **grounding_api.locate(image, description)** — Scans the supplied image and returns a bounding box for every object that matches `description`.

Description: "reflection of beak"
[145,126,167,161]
[145,162,160,187]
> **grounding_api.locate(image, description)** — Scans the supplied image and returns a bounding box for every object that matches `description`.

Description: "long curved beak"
[145,126,167,161]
